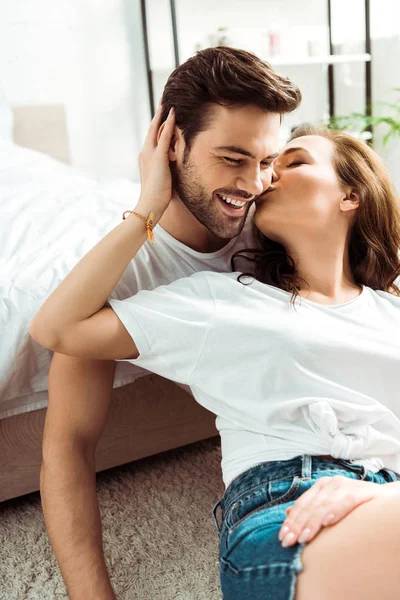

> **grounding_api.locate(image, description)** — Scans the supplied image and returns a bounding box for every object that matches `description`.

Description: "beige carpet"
[0,436,225,600]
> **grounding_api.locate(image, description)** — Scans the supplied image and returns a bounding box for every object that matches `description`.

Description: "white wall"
[1,0,399,190]
[0,0,150,181]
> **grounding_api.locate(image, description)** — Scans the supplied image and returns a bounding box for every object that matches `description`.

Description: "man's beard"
[171,151,250,240]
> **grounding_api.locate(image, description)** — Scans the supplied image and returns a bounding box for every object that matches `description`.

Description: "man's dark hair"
[161,46,302,152]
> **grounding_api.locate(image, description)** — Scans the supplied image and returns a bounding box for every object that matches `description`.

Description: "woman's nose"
[270,165,279,184]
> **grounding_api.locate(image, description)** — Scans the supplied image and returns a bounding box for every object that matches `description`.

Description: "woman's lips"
[256,189,276,204]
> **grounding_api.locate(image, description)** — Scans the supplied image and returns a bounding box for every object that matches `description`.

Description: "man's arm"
[41,352,117,600]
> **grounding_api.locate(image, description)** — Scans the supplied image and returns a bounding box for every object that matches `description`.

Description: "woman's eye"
[223,157,241,164]
[288,161,304,167]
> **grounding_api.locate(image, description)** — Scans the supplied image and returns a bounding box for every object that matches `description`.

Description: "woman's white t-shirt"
[107,215,257,388]
[108,271,400,489]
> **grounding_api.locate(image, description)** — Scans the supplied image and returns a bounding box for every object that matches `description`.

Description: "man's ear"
[156,123,183,161]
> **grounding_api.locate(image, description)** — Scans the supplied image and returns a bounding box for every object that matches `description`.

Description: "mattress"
[0,140,155,419]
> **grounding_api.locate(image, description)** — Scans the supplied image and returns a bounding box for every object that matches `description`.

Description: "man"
[41,46,301,599]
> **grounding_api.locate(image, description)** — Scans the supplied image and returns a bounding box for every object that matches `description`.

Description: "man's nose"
[235,166,267,197]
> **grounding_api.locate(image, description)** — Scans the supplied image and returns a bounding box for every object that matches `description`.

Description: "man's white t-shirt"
[108,212,258,386]
[108,270,400,489]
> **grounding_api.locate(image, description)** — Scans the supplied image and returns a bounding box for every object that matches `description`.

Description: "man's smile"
[215,192,252,216]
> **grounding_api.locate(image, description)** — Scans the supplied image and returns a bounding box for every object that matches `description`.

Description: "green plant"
[325,88,400,146]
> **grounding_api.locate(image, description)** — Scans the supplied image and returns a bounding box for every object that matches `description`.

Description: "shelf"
[268,53,371,66]
[150,53,372,74]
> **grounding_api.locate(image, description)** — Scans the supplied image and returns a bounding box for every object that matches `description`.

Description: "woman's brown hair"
[160,46,301,153]
[232,124,400,305]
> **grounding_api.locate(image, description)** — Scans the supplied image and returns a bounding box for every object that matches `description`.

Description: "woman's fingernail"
[298,528,312,543]
[279,525,289,541]
[281,532,295,547]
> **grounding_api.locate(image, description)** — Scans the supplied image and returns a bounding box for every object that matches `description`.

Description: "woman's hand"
[135,102,176,222]
[278,475,389,547]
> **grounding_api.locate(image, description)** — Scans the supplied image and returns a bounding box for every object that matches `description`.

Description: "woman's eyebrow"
[214,145,279,161]
[280,147,313,159]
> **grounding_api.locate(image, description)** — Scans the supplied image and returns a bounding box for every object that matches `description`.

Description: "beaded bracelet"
[122,210,155,244]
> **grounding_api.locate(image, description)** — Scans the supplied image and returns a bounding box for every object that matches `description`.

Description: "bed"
[0,102,217,502]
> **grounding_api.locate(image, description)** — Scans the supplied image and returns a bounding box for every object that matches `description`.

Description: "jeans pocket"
[226,475,302,537]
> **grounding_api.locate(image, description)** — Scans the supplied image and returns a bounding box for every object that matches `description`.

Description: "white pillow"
[0,82,13,142]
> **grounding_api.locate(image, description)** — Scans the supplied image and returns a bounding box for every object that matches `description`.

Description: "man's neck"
[158,195,231,253]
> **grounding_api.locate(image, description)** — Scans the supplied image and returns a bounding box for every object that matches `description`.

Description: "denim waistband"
[211,454,400,533]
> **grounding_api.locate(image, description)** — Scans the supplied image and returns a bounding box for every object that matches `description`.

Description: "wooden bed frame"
[1,374,218,502]
[0,105,218,503]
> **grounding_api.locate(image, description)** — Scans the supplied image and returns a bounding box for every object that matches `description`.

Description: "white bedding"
[0,140,149,419]
[0,83,13,142]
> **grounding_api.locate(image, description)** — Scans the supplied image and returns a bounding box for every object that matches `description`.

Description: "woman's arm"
[29,104,175,348]
[29,215,148,350]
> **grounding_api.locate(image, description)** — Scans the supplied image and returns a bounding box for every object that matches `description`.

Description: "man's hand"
[136,101,176,222]
[278,475,392,547]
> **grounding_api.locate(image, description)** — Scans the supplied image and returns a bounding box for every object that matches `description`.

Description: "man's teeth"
[220,195,246,207]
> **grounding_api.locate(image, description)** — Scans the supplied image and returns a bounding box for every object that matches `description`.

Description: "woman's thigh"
[296,495,400,600]
[214,458,400,600]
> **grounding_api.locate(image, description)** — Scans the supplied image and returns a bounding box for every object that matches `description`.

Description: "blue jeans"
[211,454,400,600]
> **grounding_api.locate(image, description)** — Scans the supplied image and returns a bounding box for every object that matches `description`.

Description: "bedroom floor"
[0,437,223,600]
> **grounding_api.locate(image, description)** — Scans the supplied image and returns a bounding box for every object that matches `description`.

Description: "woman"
[30,105,400,600]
